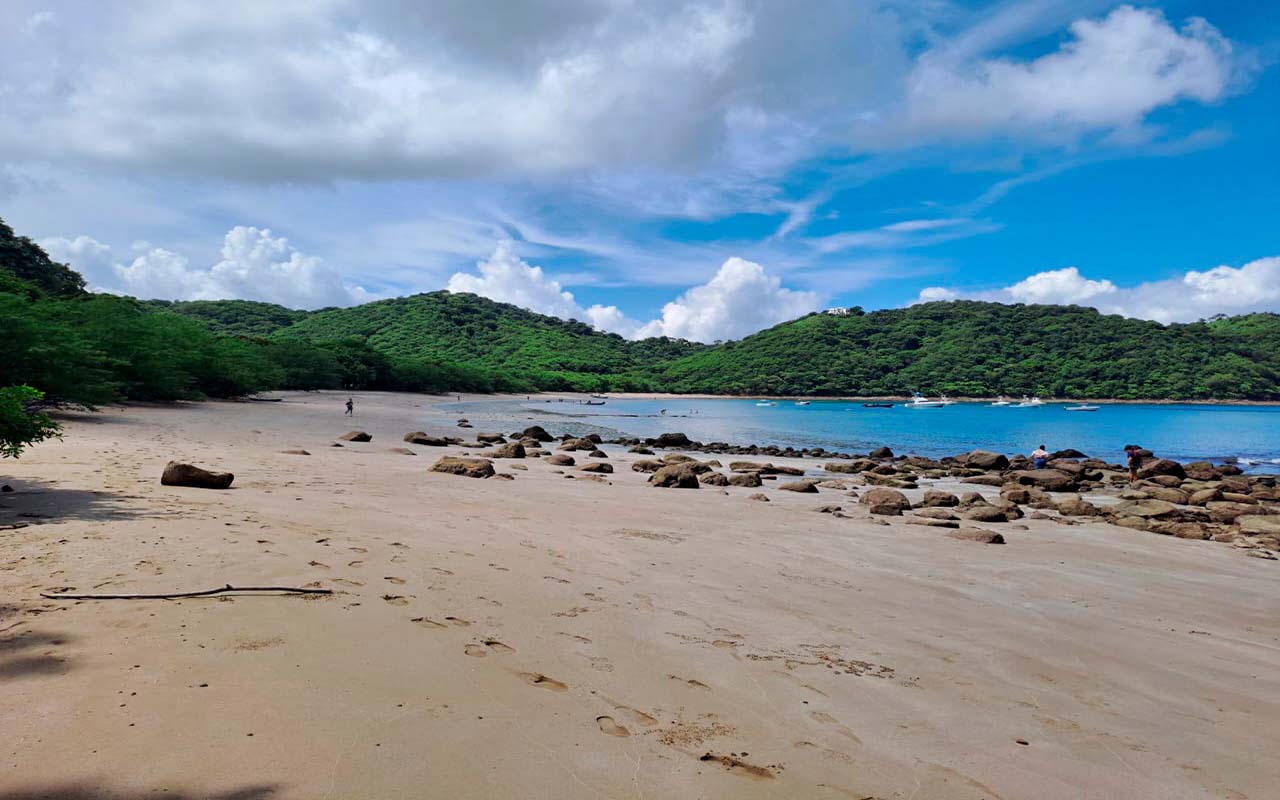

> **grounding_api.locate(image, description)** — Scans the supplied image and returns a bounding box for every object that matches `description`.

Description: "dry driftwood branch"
[40,583,332,600]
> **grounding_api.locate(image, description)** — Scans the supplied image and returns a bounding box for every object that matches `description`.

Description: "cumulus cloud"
[42,227,370,308]
[445,241,630,331]
[446,244,821,342]
[635,257,822,341]
[913,258,1280,323]
[896,5,1248,143]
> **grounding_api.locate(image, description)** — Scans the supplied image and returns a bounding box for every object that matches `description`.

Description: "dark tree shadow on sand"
[0,478,155,525]
[0,784,278,800]
[0,627,75,680]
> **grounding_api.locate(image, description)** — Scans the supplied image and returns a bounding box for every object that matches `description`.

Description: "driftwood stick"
[40,583,332,600]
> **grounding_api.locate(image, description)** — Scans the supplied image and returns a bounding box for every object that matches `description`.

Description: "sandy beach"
[2,390,1278,800]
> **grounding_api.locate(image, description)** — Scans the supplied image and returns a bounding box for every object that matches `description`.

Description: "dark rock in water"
[699,471,729,486]
[477,433,506,444]
[584,433,603,443]
[858,487,911,513]
[546,453,575,466]
[728,472,763,488]
[649,464,700,488]
[388,447,417,456]
[0,484,12,493]
[1050,448,1088,459]
[339,430,372,442]
[457,422,473,428]
[430,456,495,478]
[779,480,819,493]
[948,529,1005,544]
[966,450,1009,470]
[579,462,614,474]
[279,449,311,456]
[921,490,959,507]
[654,432,693,448]
[404,432,450,446]
[493,442,526,459]
[521,425,554,442]
[161,461,234,489]
[869,446,894,459]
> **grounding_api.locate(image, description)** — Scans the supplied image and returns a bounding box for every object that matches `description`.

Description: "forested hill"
[650,303,1280,399]
[142,299,311,337]
[272,292,706,389]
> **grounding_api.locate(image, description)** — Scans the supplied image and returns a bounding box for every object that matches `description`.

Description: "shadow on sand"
[0,478,155,526]
[0,784,279,800]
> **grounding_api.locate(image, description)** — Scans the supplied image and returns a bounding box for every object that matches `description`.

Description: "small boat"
[990,395,1011,407]
[583,400,606,406]
[590,393,607,399]
[755,401,777,407]
[795,400,811,406]
[1065,404,1100,412]
[906,392,947,408]
[1012,395,1044,407]
[863,402,894,408]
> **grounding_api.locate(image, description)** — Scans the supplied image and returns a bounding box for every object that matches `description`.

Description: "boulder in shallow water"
[869,446,894,459]
[654,432,693,448]
[429,456,495,479]
[966,450,1009,470]
[339,430,372,442]
[161,461,234,489]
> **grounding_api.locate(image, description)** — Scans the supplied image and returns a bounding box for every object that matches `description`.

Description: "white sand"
[1,391,1277,799]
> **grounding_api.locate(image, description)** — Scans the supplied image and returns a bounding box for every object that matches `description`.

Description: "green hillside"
[274,291,705,391]
[143,299,311,336]
[650,302,1280,399]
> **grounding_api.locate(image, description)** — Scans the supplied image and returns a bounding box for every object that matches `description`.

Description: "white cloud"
[42,227,370,308]
[446,244,821,342]
[913,258,1280,323]
[636,257,822,341]
[895,5,1247,143]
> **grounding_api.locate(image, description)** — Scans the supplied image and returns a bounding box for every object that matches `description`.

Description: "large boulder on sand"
[520,425,554,442]
[1239,516,1280,536]
[545,453,575,466]
[920,490,959,508]
[858,487,911,515]
[1009,469,1078,492]
[963,506,1009,523]
[778,480,820,493]
[649,463,700,488]
[728,471,763,488]
[430,456,495,479]
[492,442,526,459]
[869,446,894,459]
[161,461,234,489]
[699,471,729,486]
[631,460,665,473]
[404,432,450,446]
[1137,458,1186,480]
[966,450,1009,470]
[947,529,1005,544]
[579,462,614,474]
[559,437,598,452]
[339,430,372,442]
[1055,495,1102,517]
[476,433,507,444]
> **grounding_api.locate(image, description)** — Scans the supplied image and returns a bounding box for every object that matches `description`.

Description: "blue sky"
[2,1,1278,341]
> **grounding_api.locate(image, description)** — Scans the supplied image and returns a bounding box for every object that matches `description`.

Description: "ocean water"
[444,397,1280,473]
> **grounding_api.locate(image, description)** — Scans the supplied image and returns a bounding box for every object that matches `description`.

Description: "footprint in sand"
[464,644,488,657]
[432,567,454,576]
[382,595,409,606]
[410,617,448,629]
[518,672,569,692]
[444,616,471,626]
[348,560,365,568]
[483,640,515,653]
[596,716,630,737]
[332,578,365,587]
[384,577,406,585]
[308,561,331,569]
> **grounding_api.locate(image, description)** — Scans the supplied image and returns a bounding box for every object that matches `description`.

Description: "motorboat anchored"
[795,400,811,406]
[906,392,949,408]
[990,395,1011,406]
[1065,404,1100,412]
[1012,395,1044,407]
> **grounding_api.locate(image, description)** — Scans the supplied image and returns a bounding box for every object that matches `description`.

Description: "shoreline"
[603,391,1280,406]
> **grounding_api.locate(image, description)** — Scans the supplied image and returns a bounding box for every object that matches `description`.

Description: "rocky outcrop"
[920,490,959,507]
[520,425,554,442]
[1009,469,1078,492]
[338,430,372,442]
[545,454,575,466]
[699,471,730,486]
[492,442,526,459]
[947,529,1005,544]
[778,480,819,493]
[654,432,693,448]
[966,450,1009,470]
[649,464,700,488]
[404,432,450,446]
[430,456,495,478]
[728,472,763,488]
[579,462,614,474]
[858,487,910,515]
[161,462,234,489]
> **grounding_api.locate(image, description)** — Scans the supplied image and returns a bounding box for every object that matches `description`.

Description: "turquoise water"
[453,398,1280,473]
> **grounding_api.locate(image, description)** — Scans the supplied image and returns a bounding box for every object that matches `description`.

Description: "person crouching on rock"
[1030,444,1049,469]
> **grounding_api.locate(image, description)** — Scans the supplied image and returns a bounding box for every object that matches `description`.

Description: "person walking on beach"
[1030,444,1049,469]
[344,397,354,416]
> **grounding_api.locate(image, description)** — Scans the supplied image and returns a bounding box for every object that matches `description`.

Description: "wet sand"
[2,391,1277,799]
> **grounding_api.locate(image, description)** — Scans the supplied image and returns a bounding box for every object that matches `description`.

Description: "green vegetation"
[5,214,1280,455]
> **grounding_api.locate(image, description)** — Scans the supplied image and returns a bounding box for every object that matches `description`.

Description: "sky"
[2,0,1278,342]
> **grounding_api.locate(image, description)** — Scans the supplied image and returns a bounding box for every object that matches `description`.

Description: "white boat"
[906,392,947,408]
[755,401,777,407]
[795,400,811,406]
[1065,404,1100,412]
[1012,395,1044,407]
[990,395,1011,406]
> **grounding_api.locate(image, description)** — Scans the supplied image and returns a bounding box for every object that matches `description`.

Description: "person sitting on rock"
[1030,444,1049,469]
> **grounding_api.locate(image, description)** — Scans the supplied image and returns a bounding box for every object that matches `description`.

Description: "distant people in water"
[344,398,354,416]
[1030,444,1049,469]
[660,409,666,416]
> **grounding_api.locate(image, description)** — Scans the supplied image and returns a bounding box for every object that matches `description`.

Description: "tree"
[0,386,61,458]
[0,216,86,297]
